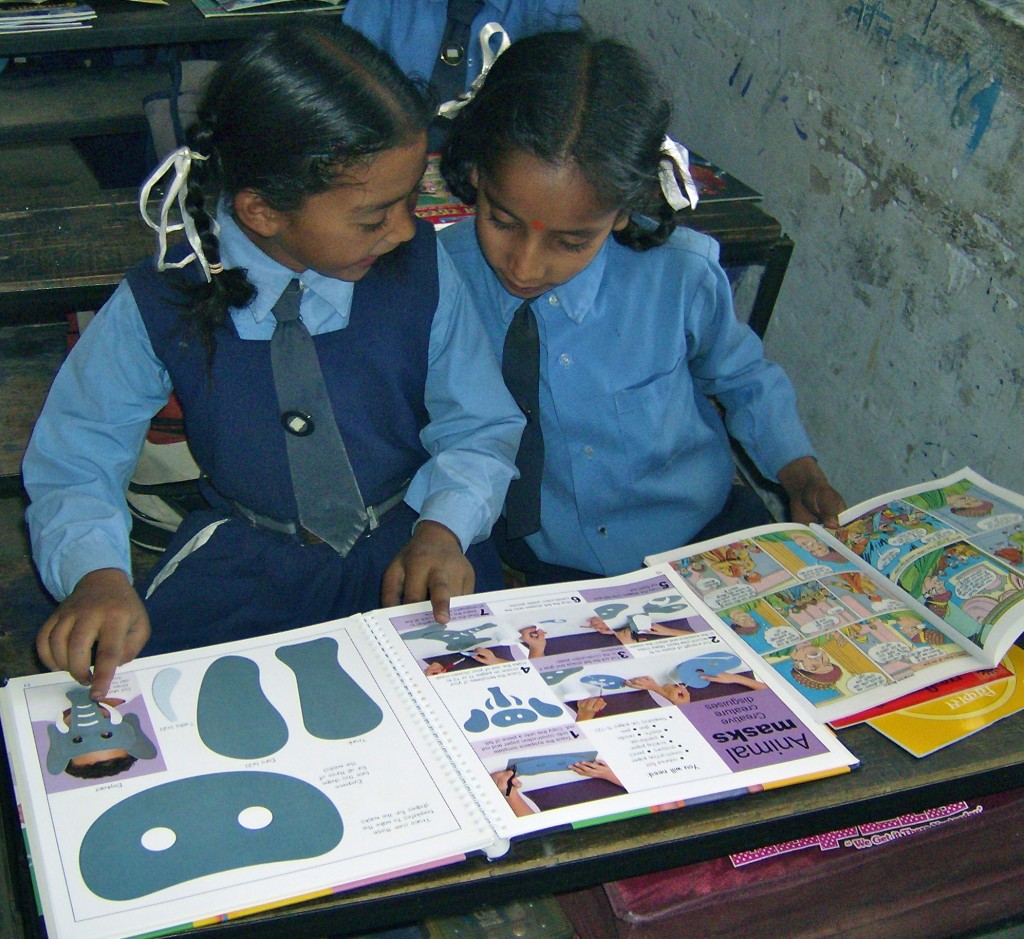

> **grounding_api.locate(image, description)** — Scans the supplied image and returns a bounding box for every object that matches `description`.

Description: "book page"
[0,616,496,939]
[826,467,1024,665]
[371,566,857,842]
[644,524,983,722]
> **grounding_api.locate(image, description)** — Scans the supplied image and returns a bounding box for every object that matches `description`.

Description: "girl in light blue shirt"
[439,28,846,583]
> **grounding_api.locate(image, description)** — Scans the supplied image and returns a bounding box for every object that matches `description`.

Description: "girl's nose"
[506,237,544,288]
[384,202,418,248]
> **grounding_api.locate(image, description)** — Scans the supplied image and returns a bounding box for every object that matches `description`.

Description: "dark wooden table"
[0,0,344,57]
[0,190,791,327]
[3,703,1022,938]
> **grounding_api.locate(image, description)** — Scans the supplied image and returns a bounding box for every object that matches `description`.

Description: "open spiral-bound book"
[0,563,856,939]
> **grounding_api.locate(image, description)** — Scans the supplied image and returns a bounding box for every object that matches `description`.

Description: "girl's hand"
[778,456,846,528]
[382,520,472,623]
[36,568,151,700]
[704,671,768,691]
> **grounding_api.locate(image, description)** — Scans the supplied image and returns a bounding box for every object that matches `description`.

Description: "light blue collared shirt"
[24,211,524,601]
[441,219,815,575]
[342,0,579,91]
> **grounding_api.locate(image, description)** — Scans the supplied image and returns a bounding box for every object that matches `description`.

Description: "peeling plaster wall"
[579,0,1024,501]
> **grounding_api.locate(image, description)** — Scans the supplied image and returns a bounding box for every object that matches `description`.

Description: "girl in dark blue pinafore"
[23,22,524,700]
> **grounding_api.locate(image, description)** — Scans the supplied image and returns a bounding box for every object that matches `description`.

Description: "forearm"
[411,250,524,547]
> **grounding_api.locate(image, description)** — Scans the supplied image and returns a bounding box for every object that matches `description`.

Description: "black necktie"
[502,299,544,539]
[270,279,367,555]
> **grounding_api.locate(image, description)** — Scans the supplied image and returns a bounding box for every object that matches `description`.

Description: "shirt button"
[559,353,572,367]
[583,445,594,458]
[548,295,560,306]
[598,526,608,536]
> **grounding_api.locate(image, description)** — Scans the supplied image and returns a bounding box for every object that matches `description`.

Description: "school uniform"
[24,211,523,653]
[342,0,579,91]
[440,219,815,578]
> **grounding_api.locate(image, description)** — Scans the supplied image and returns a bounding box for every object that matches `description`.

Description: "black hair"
[63,753,138,779]
[441,28,679,252]
[179,21,433,355]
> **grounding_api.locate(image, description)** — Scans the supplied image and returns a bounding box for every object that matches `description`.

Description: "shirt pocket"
[613,358,697,484]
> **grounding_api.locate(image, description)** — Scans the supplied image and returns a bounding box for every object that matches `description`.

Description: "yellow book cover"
[868,644,1024,757]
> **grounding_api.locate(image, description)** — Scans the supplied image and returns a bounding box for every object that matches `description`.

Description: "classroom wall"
[579,0,1024,503]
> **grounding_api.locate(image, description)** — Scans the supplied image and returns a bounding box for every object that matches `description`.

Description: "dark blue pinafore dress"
[128,219,500,653]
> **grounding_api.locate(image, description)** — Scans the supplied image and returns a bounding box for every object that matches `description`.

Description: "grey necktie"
[270,279,367,555]
[501,299,544,539]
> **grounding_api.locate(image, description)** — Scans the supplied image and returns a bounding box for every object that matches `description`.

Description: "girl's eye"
[361,217,388,233]
[486,213,517,232]
[559,240,590,254]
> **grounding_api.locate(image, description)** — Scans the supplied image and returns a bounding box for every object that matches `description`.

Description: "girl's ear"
[234,189,281,238]
[612,210,631,232]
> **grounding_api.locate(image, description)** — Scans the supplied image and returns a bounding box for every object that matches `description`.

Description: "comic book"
[0,565,855,939]
[645,467,1024,724]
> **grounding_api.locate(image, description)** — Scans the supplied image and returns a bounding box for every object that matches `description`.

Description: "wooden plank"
[0,322,66,490]
[0,191,153,320]
[0,0,344,57]
[0,66,167,144]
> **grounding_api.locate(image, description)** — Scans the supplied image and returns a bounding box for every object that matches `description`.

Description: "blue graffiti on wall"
[842,2,1002,153]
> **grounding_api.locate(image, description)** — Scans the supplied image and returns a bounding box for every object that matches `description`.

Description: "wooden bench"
[0,189,792,326]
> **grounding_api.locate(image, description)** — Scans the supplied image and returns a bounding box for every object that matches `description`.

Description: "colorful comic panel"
[669,538,796,610]
[832,500,959,579]
[972,524,1024,575]
[764,632,893,709]
[836,611,963,681]
[755,530,857,580]
[904,479,1024,539]
[895,541,1024,646]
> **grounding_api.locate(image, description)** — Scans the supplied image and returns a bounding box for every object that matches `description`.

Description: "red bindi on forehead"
[530,219,545,231]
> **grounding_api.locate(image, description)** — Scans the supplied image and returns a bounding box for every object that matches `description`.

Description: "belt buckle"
[366,504,381,531]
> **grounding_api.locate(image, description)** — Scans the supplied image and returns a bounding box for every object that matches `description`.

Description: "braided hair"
[177,21,432,355]
[441,28,678,253]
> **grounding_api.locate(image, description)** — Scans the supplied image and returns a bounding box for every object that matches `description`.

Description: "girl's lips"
[501,276,545,298]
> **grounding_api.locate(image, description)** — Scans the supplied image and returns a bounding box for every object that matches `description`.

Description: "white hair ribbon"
[658,136,700,211]
[138,146,217,282]
[437,21,511,119]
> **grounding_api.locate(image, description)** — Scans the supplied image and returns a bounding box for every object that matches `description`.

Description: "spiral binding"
[362,613,512,856]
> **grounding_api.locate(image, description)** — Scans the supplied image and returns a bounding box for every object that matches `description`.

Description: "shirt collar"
[500,237,610,327]
[216,207,354,326]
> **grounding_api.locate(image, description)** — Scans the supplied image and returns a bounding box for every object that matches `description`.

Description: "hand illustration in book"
[569,759,623,788]
[491,768,534,817]
[625,675,691,706]
[574,696,606,721]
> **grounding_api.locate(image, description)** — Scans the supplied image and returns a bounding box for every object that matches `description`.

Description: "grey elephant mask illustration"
[46,688,157,775]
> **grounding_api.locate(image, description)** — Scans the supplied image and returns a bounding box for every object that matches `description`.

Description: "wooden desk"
[0,0,344,57]
[3,706,1022,938]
